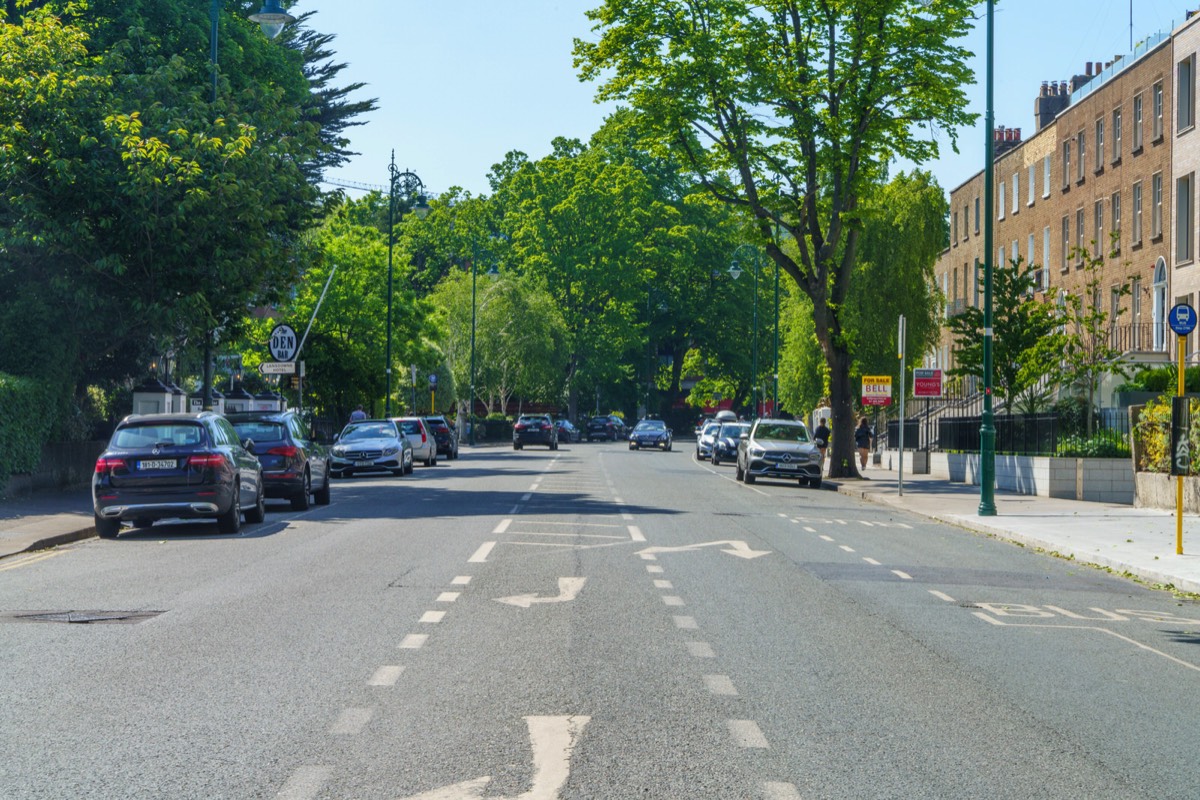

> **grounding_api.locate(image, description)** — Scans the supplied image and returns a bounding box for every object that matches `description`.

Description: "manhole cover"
[3,610,165,624]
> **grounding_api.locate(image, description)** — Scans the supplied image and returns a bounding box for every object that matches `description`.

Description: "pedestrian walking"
[349,404,367,423]
[813,416,830,474]
[855,416,874,470]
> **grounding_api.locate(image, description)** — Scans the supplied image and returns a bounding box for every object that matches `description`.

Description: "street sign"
[428,373,438,387]
[861,375,893,406]
[1169,303,1197,336]
[913,368,944,398]
[268,323,299,361]
[259,361,296,375]
[1172,397,1192,476]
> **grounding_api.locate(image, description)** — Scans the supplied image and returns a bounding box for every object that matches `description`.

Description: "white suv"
[393,417,438,466]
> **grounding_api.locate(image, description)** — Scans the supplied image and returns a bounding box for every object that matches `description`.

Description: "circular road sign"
[268,323,299,361]
[1169,303,1198,336]
[428,373,438,387]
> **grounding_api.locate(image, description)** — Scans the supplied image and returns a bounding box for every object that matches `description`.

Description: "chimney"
[1086,62,1093,76]
[1041,81,1049,97]
[1035,81,1070,129]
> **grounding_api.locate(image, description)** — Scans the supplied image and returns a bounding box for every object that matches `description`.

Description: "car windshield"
[341,422,397,441]
[718,423,750,438]
[399,420,424,435]
[113,423,205,449]
[230,421,287,442]
[702,423,721,436]
[635,420,666,431]
[755,423,810,442]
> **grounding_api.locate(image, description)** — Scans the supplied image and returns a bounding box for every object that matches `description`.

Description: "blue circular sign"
[1170,303,1198,336]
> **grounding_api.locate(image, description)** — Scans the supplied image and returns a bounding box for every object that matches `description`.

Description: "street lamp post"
[384,155,427,416]
[730,244,770,418]
[979,0,997,516]
[201,0,294,410]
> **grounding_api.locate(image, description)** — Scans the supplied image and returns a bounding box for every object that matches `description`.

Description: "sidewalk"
[5,462,1200,596]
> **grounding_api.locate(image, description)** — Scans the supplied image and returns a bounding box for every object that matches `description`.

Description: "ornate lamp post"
[385,154,428,415]
[729,244,765,417]
[469,242,499,446]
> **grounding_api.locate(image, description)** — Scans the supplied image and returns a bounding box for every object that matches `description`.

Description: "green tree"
[576,0,976,477]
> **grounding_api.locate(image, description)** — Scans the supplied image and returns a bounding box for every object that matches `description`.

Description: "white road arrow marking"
[494,577,587,608]
[635,541,771,560]
[397,715,590,800]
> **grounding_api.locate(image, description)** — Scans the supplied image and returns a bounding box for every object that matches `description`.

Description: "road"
[2,441,1199,799]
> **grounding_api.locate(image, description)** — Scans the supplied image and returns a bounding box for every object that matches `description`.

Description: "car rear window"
[425,419,449,432]
[400,420,424,435]
[113,423,205,449]
[230,421,287,442]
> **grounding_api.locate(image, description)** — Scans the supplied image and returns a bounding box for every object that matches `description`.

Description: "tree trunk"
[820,334,862,479]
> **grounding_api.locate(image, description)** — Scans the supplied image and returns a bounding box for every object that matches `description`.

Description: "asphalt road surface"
[2,442,1199,799]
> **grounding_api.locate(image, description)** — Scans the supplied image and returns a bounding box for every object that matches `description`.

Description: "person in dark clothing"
[855,416,874,469]
[813,417,830,474]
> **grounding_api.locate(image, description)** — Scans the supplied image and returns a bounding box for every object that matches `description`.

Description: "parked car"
[394,417,438,466]
[331,419,413,477]
[555,419,581,443]
[227,410,332,511]
[514,414,559,450]
[586,415,627,441]
[629,419,673,451]
[710,421,750,465]
[92,411,265,538]
[695,421,721,461]
[735,418,823,488]
[424,415,459,459]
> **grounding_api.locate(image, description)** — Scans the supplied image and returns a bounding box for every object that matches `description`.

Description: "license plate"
[354,460,374,467]
[138,459,176,470]
[777,462,797,469]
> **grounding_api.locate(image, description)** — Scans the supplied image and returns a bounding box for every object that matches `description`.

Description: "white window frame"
[1153,172,1163,238]
[1043,155,1052,198]
[1028,164,1036,205]
[1111,191,1122,253]
[1133,94,1145,150]
[1181,55,1196,131]
[1061,215,1070,272]
[1132,181,1144,245]
[1043,226,1051,287]
[1112,107,1122,162]
[1095,118,1105,170]
[1177,173,1194,263]
[998,181,1006,219]
[1154,81,1164,139]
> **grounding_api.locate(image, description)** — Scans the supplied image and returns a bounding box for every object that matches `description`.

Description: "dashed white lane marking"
[804,526,816,533]
[929,590,957,602]
[640,552,658,561]
[762,782,804,800]
[673,616,698,629]
[686,641,716,658]
[897,523,913,529]
[275,765,331,799]
[452,576,472,585]
[839,545,855,553]
[368,665,405,686]
[399,634,428,649]
[704,674,739,696]
[508,504,522,514]
[653,580,673,589]
[628,525,646,542]
[728,719,769,748]
[468,542,495,563]
[892,570,914,581]
[819,535,835,542]
[420,611,446,623]
[789,518,800,524]
[646,565,664,574]
[493,519,512,534]
[863,558,882,566]
[662,595,685,606]
[860,520,875,527]
[330,707,373,735]
[614,497,624,504]
[622,512,634,520]
[529,483,540,491]
[436,592,461,602]
[777,513,789,518]
[521,493,532,501]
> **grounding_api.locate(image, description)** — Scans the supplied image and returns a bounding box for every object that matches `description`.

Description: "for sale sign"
[913,368,944,398]
[861,376,892,406]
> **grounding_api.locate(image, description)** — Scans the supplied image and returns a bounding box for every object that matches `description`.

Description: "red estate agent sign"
[913,368,943,398]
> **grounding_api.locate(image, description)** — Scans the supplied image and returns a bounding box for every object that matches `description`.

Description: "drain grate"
[3,610,165,624]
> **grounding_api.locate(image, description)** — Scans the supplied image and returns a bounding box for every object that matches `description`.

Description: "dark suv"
[227,410,332,510]
[513,414,558,450]
[586,415,627,442]
[424,415,459,459]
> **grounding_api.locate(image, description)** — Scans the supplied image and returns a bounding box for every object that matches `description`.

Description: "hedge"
[0,373,54,491]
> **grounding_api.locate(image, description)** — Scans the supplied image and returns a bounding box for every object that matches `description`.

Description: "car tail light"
[94,456,124,474]
[267,445,300,458]
[187,453,227,469]
[421,429,427,443]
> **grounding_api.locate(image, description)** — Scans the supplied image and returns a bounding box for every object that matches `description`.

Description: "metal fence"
[933,412,1131,457]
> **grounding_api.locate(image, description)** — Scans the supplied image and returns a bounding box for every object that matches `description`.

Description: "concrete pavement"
[4,455,1200,596]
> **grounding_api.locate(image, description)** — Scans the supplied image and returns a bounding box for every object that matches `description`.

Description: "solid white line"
[704,674,739,696]
[819,535,835,542]
[398,634,428,649]
[762,782,804,800]
[662,595,685,606]
[628,525,645,542]
[517,520,623,528]
[436,592,461,603]
[275,765,331,800]
[863,557,882,566]
[452,575,472,585]
[420,611,446,623]
[493,519,512,534]
[728,719,770,748]
[330,707,374,735]
[521,493,532,501]
[653,579,673,589]
[839,545,855,553]
[929,590,956,602]
[892,570,913,580]
[468,542,495,563]
[503,531,626,539]
[686,641,716,658]
[646,565,664,574]
[673,615,698,629]
[368,665,405,686]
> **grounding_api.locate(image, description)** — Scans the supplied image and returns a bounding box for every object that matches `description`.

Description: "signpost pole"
[898,316,906,495]
[1168,302,1197,554]
[1178,334,1186,555]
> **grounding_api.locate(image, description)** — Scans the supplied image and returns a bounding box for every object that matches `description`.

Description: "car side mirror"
[243,438,256,453]
[739,432,749,440]
[333,433,340,442]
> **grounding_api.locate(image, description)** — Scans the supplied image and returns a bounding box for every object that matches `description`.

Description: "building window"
[1094,200,1104,258]
[1043,155,1052,198]
[1077,131,1086,181]
[1181,55,1196,131]
[1043,226,1052,287]
[1177,173,1193,262]
[1111,191,1121,253]
[1062,142,1072,189]
[998,245,1005,269]
[974,197,980,233]
[1076,208,1085,265]
[1028,164,1035,205]
[1095,118,1105,170]
[1132,181,1144,245]
[1012,172,1019,214]
[973,257,980,307]
[998,181,1006,219]
[1113,107,1122,161]
[1132,277,1142,349]
[1154,81,1164,140]
[1153,172,1163,238]
[953,210,959,244]
[964,203,969,238]
[1027,233,1036,283]
[1061,215,1070,272]
[1133,93,1144,150]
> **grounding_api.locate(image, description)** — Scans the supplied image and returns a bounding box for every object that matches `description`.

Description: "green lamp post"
[979,0,997,516]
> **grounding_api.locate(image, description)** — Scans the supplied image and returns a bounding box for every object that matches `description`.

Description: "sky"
[298,0,1192,200]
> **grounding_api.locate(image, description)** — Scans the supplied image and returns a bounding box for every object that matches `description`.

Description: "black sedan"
[710,421,750,465]
[586,415,627,441]
[555,419,581,443]
[92,412,265,537]
[228,410,331,510]
[424,415,459,459]
[629,419,672,451]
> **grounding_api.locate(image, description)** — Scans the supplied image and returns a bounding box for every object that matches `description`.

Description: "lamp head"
[249,0,295,39]
[413,194,431,220]
[728,263,743,281]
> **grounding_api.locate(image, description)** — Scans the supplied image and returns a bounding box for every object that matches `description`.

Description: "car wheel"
[665,443,671,451]
[744,472,757,484]
[392,468,406,476]
[314,475,331,505]
[245,484,266,524]
[94,515,121,539]
[711,453,720,466]
[405,457,414,475]
[291,471,312,511]
[514,443,522,450]
[217,495,242,534]
[810,477,822,489]
[734,461,744,481]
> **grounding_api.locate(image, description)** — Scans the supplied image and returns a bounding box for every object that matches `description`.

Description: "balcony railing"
[1107,322,1169,353]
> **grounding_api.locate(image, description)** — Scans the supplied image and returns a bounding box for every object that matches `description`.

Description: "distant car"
[695,421,721,461]
[586,415,627,442]
[555,419,580,443]
[736,418,823,488]
[710,422,750,465]
[227,410,331,511]
[92,412,265,538]
[514,414,558,450]
[394,417,438,466]
[331,419,413,477]
[424,415,459,459]
[629,419,672,451]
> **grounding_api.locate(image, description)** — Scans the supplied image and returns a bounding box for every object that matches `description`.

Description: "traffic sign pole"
[1169,302,1197,555]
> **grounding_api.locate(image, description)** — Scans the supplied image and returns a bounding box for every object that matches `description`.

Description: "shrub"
[1134,396,1200,473]
[1055,433,1130,458]
[0,373,55,491]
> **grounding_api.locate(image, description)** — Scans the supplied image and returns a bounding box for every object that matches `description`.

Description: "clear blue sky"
[298,0,1190,200]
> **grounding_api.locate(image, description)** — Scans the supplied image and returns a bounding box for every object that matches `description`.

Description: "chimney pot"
[1014,127,1021,140]
[1085,62,1093,76]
